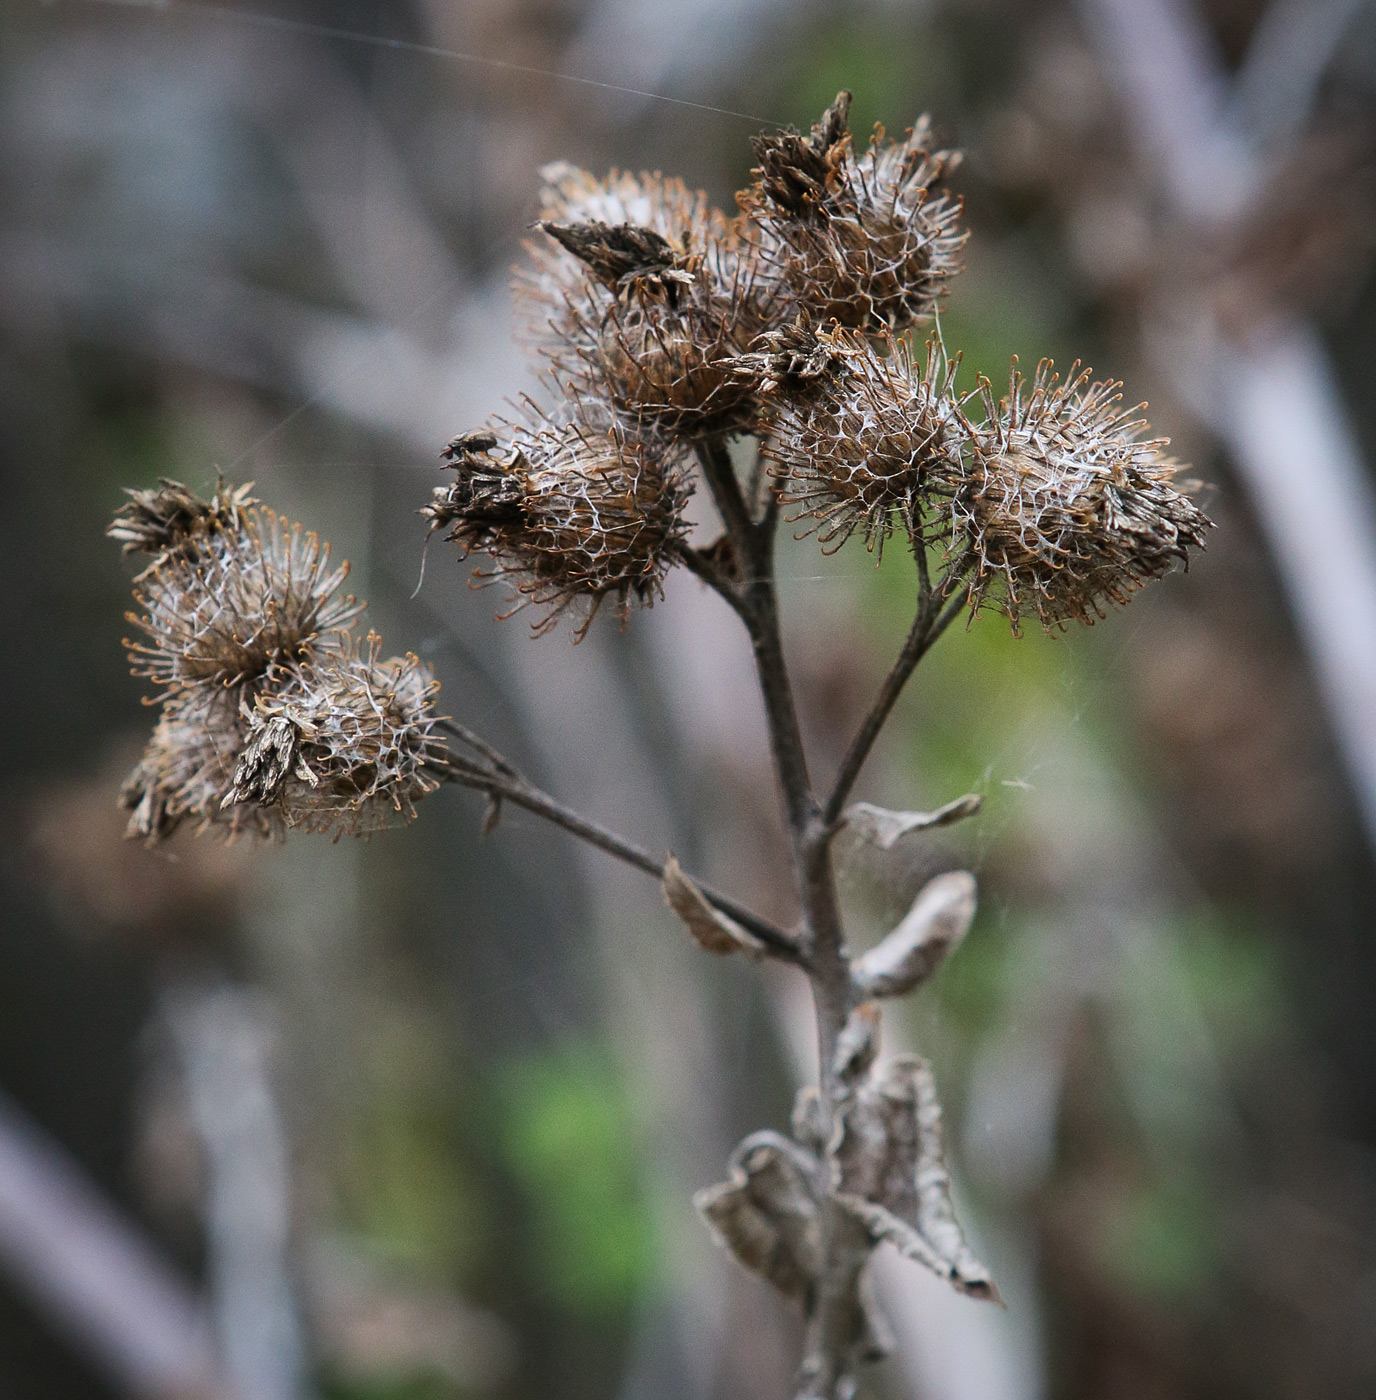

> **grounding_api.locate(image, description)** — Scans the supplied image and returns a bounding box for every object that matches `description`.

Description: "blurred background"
[3,0,1376,1396]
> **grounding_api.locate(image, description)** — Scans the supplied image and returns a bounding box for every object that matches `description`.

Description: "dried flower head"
[120,688,282,845]
[954,361,1213,631]
[764,329,966,553]
[518,165,781,441]
[742,92,966,333]
[107,477,258,573]
[427,416,692,638]
[229,635,444,837]
[126,506,362,693]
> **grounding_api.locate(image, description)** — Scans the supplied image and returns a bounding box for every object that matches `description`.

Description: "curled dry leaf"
[851,870,976,999]
[694,1131,824,1297]
[833,1055,998,1302]
[843,793,982,849]
[662,855,765,957]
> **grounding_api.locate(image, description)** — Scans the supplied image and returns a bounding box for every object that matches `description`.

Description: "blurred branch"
[0,1089,225,1399]
[165,985,313,1400]
[1080,0,1376,851]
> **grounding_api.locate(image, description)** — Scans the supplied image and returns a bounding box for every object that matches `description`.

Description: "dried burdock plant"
[122,494,362,694]
[111,93,1210,1399]
[228,635,446,837]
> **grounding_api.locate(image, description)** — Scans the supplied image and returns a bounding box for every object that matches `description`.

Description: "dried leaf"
[695,1131,824,1297]
[662,856,765,958]
[833,1195,999,1303]
[843,794,982,849]
[851,871,976,998]
[832,1055,998,1302]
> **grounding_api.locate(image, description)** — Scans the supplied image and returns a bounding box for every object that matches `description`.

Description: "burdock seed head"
[742,92,966,333]
[428,414,692,639]
[517,165,782,443]
[954,361,1213,632]
[125,504,362,694]
[121,687,283,845]
[764,328,967,554]
[230,634,444,838]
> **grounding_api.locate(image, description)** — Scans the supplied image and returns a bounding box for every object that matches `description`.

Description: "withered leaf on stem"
[833,1055,998,1302]
[843,793,982,849]
[694,1131,824,1298]
[662,856,765,957]
[851,870,976,999]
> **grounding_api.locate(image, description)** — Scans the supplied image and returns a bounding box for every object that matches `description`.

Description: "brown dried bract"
[125,506,362,693]
[241,633,444,838]
[108,477,258,577]
[722,315,848,398]
[536,220,698,306]
[121,687,282,845]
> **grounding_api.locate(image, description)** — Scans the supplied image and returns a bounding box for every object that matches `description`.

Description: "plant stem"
[823,573,972,828]
[695,436,868,1400]
[430,746,801,963]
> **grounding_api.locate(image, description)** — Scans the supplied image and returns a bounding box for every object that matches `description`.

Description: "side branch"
[429,735,801,963]
[823,574,972,828]
[675,542,748,623]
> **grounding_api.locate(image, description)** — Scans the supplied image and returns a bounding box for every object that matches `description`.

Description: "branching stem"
[823,569,972,828]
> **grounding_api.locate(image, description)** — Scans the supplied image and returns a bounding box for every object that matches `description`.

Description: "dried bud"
[851,871,976,999]
[124,504,361,693]
[120,689,282,845]
[107,477,257,572]
[429,416,692,638]
[765,330,965,553]
[223,714,304,808]
[722,315,848,397]
[242,634,443,837]
[518,166,782,441]
[535,220,697,305]
[742,97,965,332]
[956,361,1213,632]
